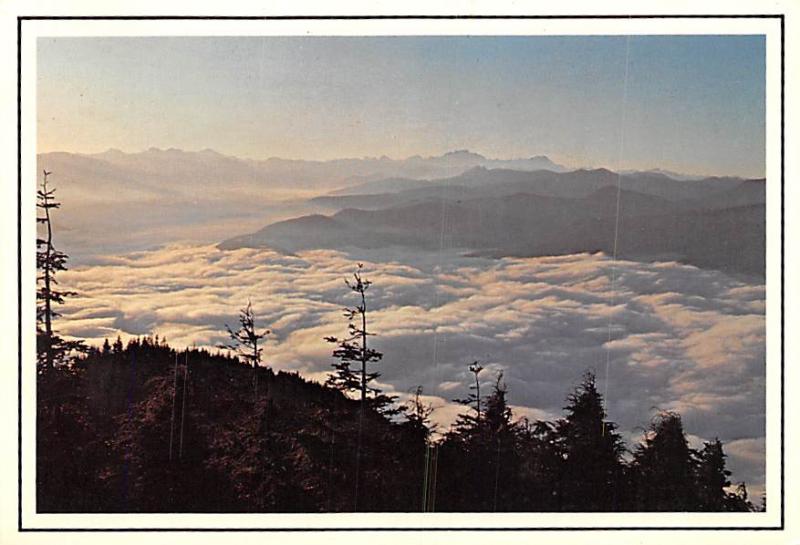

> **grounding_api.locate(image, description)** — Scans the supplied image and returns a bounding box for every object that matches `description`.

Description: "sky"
[38,35,765,178]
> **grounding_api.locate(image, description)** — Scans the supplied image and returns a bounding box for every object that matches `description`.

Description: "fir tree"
[631,411,697,511]
[452,361,484,435]
[552,370,624,511]
[36,170,85,370]
[695,438,731,511]
[221,300,270,369]
[324,264,395,511]
[220,300,271,403]
[324,264,394,411]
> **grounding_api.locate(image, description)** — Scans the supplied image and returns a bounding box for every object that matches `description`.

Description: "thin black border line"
[16,14,785,533]
[11,526,793,532]
[16,14,785,20]
[780,13,786,532]
[16,14,23,536]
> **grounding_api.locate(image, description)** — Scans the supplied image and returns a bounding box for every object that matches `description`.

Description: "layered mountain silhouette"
[220,168,766,279]
[38,148,568,198]
[36,148,765,278]
[38,148,569,257]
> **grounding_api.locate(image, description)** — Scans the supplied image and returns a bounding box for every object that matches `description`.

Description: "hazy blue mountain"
[37,148,567,258]
[310,168,761,211]
[220,184,765,279]
[619,168,707,181]
[38,148,764,273]
[42,148,567,198]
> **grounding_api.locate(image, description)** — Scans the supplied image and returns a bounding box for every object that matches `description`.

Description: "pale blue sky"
[38,35,765,177]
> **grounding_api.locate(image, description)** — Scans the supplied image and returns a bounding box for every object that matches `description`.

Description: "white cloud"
[56,244,765,495]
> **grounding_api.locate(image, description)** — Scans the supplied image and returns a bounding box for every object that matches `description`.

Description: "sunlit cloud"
[56,244,765,497]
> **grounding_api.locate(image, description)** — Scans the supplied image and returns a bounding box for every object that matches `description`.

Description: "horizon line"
[36,146,763,180]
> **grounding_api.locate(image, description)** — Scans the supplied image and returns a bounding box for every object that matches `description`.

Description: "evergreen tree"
[36,169,84,370]
[324,264,394,411]
[631,411,697,510]
[695,438,731,511]
[323,264,394,511]
[402,385,435,439]
[481,372,520,511]
[439,368,521,511]
[397,386,435,511]
[220,300,271,402]
[516,417,561,511]
[451,361,484,436]
[552,370,624,511]
[221,300,270,369]
[112,335,124,354]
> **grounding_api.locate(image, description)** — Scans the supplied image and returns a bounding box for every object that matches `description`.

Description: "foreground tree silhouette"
[36,169,94,511]
[552,370,624,511]
[220,300,270,401]
[453,361,484,426]
[325,264,392,408]
[481,372,520,511]
[696,438,732,511]
[222,300,270,369]
[439,367,521,511]
[631,411,697,510]
[36,170,84,370]
[324,264,396,511]
[398,386,435,511]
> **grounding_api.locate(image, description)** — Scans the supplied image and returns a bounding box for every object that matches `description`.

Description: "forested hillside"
[37,338,755,513]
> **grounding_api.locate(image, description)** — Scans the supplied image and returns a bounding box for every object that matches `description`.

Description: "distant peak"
[441,149,486,160]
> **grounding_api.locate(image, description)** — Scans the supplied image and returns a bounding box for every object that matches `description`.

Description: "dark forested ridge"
[37,338,756,513]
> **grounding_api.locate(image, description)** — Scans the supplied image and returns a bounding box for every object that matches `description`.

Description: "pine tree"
[221,300,270,369]
[516,417,561,511]
[482,372,519,511]
[220,300,271,403]
[402,385,434,437]
[452,361,484,435]
[631,411,697,510]
[552,370,624,511]
[399,386,435,511]
[323,264,395,511]
[695,438,731,511]
[36,170,84,371]
[324,264,393,411]
[440,367,521,511]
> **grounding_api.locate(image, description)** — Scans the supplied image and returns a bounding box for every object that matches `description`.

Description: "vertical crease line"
[603,35,631,428]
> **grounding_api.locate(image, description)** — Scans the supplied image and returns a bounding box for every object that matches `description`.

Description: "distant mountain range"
[36,148,765,277]
[39,148,569,199]
[220,168,766,279]
[37,148,570,257]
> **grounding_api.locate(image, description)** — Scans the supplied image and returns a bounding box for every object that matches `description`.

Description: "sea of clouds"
[56,244,766,499]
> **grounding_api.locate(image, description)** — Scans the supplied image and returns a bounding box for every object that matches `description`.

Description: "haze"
[38,35,765,178]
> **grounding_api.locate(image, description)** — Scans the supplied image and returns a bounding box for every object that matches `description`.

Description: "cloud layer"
[56,245,766,499]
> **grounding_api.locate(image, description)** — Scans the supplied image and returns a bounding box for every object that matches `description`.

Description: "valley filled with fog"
[38,148,767,498]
